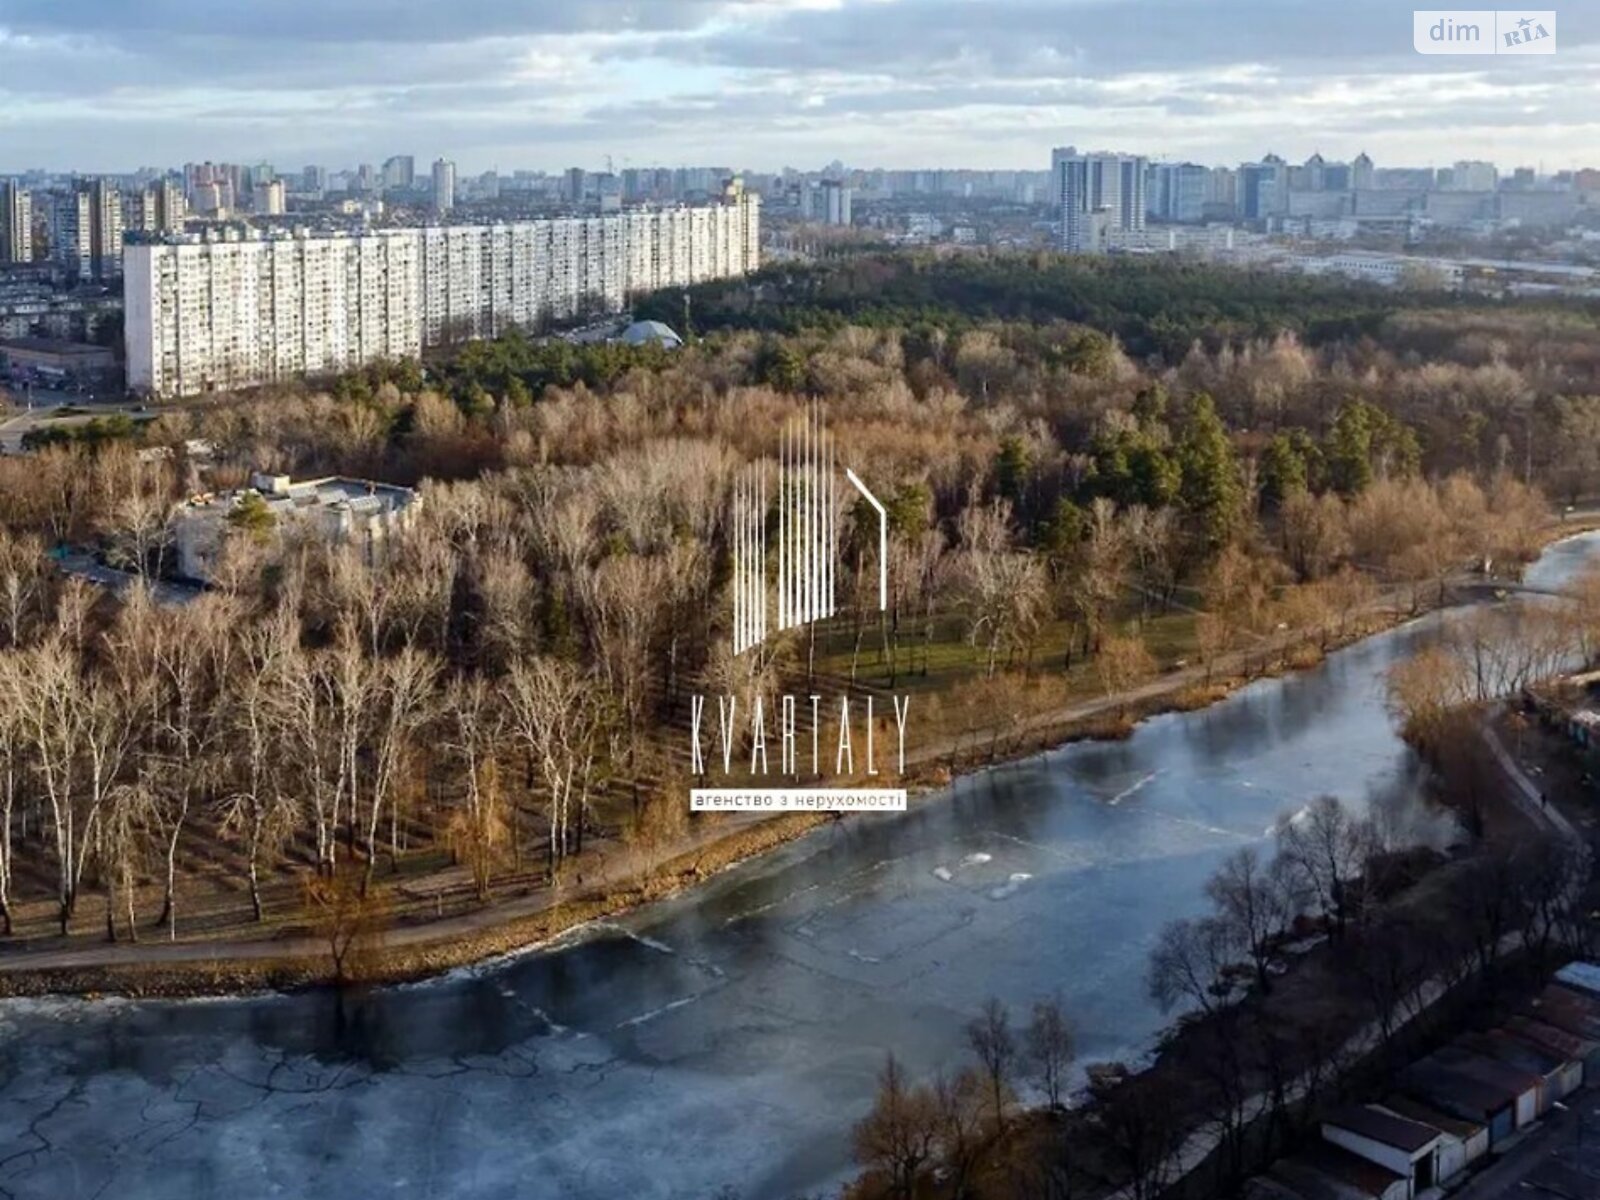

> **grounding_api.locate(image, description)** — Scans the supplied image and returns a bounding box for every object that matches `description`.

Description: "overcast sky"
[1,0,1595,174]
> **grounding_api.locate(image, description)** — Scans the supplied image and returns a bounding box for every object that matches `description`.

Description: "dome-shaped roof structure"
[619,320,684,349]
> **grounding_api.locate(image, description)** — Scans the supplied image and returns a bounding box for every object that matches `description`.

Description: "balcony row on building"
[123,183,760,398]
[1245,961,1600,1200]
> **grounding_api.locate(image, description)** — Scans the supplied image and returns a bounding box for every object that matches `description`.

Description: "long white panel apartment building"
[126,182,760,397]
[125,228,422,398]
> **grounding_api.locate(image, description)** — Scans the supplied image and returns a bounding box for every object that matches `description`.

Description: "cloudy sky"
[0,0,1595,174]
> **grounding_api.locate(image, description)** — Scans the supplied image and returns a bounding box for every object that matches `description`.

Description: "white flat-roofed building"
[173,471,419,582]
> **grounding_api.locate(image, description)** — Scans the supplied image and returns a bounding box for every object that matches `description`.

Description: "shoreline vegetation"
[2,518,1593,1001]
[840,559,1600,1200]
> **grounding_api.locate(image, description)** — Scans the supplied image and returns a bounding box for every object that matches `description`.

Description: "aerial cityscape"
[3,3,1600,1200]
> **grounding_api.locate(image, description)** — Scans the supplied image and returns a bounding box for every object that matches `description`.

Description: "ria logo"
[1413,10,1556,54]
[729,403,887,656]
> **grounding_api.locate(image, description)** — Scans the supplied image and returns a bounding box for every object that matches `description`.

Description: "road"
[0,386,150,454]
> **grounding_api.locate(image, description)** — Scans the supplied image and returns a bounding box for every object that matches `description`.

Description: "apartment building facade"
[126,184,760,397]
[1052,148,1148,253]
[0,183,31,265]
[125,227,422,397]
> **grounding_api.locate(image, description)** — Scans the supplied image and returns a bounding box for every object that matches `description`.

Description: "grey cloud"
[0,0,722,43]
[616,0,1598,78]
[0,0,1594,170]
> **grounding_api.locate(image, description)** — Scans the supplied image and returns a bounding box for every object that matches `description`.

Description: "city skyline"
[0,0,1595,173]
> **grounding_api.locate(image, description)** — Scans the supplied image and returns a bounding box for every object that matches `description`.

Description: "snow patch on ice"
[989,873,1033,901]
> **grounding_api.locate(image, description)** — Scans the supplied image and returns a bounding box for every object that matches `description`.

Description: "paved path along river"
[1,534,1595,1200]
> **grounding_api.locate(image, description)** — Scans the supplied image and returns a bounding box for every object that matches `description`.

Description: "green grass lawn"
[810,605,1201,702]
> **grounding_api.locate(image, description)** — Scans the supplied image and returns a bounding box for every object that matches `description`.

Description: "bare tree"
[933,1067,988,1198]
[852,1053,940,1200]
[218,618,299,920]
[116,594,236,939]
[966,995,1018,1133]
[443,674,511,900]
[504,656,608,877]
[1089,1069,1182,1200]
[1206,845,1294,994]
[1096,630,1158,713]
[1148,915,1235,1016]
[1027,994,1076,1111]
[97,777,159,942]
[11,638,88,932]
[0,658,24,935]
[0,528,46,648]
[363,645,439,892]
[1273,795,1371,943]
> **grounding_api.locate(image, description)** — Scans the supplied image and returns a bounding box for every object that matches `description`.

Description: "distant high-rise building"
[190,182,227,216]
[301,165,327,195]
[431,159,456,213]
[1351,152,1376,191]
[1147,163,1209,223]
[1206,166,1238,209]
[356,164,378,194]
[382,155,415,192]
[565,167,587,205]
[184,162,240,212]
[1321,161,1353,191]
[49,189,93,278]
[1448,160,1497,192]
[1052,147,1147,252]
[1,182,32,264]
[814,179,852,226]
[87,178,125,279]
[133,181,186,233]
[1237,159,1286,220]
[256,179,286,215]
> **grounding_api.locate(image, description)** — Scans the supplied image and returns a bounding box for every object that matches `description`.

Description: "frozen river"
[2,533,1595,1200]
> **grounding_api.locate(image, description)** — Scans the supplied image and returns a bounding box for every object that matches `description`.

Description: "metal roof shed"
[1321,1105,1444,1193]
[1375,1096,1487,1183]
[1399,1061,1516,1145]
[1466,1030,1581,1104]
[1554,960,1600,1000]
[1504,1014,1599,1081]
[1431,1048,1541,1128]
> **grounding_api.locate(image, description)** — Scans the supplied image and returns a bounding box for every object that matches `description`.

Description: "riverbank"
[4,524,1596,1001]
[0,600,1418,1000]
